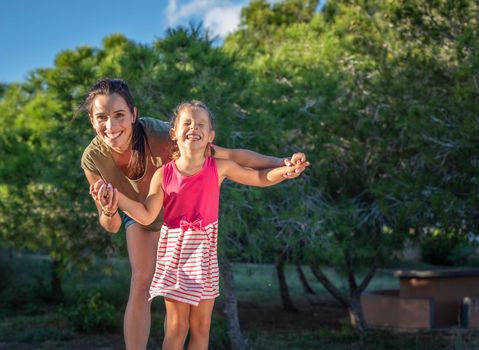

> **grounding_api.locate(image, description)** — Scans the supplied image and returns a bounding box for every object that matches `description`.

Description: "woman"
[81,78,308,349]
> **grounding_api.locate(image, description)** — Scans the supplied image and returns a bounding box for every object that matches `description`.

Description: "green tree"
[223,0,479,332]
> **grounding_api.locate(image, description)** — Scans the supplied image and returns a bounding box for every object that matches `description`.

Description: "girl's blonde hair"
[170,100,216,160]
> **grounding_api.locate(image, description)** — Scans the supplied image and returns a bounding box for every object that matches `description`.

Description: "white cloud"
[204,5,243,38]
[166,0,247,38]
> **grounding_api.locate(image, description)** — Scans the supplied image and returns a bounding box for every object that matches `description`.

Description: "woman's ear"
[132,107,138,123]
[169,128,177,141]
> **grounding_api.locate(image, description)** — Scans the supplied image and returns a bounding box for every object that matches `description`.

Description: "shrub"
[420,230,478,266]
[65,289,120,333]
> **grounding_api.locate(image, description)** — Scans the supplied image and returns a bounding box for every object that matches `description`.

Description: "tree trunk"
[347,254,380,333]
[218,254,249,350]
[310,263,369,332]
[348,296,367,332]
[276,247,298,312]
[296,263,315,294]
[310,250,381,334]
[51,259,64,302]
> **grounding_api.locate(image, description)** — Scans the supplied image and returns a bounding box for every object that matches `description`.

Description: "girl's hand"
[89,179,107,203]
[98,182,119,217]
[283,152,310,178]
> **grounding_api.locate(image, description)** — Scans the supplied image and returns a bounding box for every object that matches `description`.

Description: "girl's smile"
[185,132,201,141]
[173,108,215,153]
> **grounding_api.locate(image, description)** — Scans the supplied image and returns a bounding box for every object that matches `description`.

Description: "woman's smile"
[104,130,123,140]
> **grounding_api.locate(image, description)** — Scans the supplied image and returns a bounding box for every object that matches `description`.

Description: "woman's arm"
[217,156,304,188]
[213,146,282,168]
[84,170,122,234]
[213,146,308,179]
[213,145,284,169]
[113,167,164,226]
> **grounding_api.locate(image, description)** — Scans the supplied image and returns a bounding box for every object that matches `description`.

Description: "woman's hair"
[78,78,149,180]
[170,100,216,160]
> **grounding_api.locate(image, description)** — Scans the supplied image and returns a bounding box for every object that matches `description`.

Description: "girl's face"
[172,108,215,154]
[89,93,137,152]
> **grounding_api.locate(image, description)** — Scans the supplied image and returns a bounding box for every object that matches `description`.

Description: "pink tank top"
[161,157,220,228]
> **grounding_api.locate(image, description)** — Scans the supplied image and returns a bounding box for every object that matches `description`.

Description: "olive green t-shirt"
[81,117,173,231]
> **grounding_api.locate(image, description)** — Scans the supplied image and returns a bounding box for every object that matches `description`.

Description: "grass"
[247,328,479,350]
[1,250,478,349]
[230,263,399,303]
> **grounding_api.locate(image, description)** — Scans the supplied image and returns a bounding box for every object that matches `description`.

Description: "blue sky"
[0,0,324,84]
[0,0,252,83]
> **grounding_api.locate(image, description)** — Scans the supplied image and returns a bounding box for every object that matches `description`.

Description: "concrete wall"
[361,289,433,329]
[400,276,479,327]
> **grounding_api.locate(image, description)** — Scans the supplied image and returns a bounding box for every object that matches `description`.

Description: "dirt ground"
[0,295,347,350]
[4,296,479,350]
[236,294,347,332]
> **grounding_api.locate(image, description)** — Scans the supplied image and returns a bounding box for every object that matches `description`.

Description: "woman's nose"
[105,117,113,129]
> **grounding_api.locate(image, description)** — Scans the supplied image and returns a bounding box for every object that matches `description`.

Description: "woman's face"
[89,93,137,153]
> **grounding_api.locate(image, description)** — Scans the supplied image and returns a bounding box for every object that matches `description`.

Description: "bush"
[0,313,74,344]
[65,289,120,333]
[0,249,11,293]
[420,230,478,266]
[209,314,230,350]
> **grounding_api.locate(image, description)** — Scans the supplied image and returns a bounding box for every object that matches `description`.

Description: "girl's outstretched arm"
[217,152,307,187]
[108,167,164,226]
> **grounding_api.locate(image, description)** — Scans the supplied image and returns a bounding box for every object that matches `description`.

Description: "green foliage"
[208,315,230,350]
[0,313,75,344]
[2,0,479,319]
[420,229,479,266]
[219,1,479,326]
[65,289,120,333]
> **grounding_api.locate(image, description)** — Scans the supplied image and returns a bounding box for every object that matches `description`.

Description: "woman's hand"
[283,152,310,178]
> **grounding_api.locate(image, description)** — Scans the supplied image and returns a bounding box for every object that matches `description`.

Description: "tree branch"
[310,264,349,308]
[357,254,380,295]
[345,249,358,296]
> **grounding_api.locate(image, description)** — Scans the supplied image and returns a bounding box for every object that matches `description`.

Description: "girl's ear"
[208,130,215,143]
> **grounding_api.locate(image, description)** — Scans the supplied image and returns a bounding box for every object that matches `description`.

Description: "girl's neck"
[175,153,206,176]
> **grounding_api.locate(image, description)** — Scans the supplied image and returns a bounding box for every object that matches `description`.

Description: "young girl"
[99,100,308,350]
